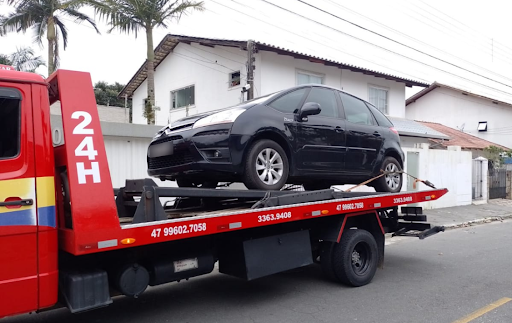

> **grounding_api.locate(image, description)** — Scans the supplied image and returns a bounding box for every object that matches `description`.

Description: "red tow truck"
[0,68,447,319]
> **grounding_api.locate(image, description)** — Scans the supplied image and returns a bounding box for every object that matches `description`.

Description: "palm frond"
[62,7,101,34]
[9,46,46,72]
[53,16,69,50]
[32,20,47,47]
[158,0,204,26]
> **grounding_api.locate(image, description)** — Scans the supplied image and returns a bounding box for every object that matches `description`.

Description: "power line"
[290,0,512,95]
[179,46,244,73]
[392,1,512,64]
[209,0,431,84]
[416,0,512,56]
[322,0,512,85]
[182,43,246,65]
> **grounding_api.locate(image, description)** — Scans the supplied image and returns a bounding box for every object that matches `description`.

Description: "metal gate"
[472,159,483,200]
[489,168,507,199]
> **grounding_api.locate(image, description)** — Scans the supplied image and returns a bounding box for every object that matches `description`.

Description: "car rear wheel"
[176,179,218,189]
[243,139,289,190]
[373,156,402,193]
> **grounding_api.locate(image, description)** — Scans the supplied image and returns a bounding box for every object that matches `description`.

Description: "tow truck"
[0,68,447,319]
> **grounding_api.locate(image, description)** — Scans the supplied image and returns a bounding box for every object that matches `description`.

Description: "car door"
[0,85,39,317]
[339,92,384,174]
[294,87,346,173]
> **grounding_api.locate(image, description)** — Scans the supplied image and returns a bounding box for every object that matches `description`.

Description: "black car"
[147,85,404,192]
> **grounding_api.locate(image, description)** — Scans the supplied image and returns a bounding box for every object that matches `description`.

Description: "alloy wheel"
[255,148,284,185]
[384,163,401,190]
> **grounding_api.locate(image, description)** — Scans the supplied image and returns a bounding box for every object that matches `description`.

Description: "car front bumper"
[147,125,238,180]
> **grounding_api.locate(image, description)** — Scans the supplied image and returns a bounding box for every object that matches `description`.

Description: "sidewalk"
[425,199,512,229]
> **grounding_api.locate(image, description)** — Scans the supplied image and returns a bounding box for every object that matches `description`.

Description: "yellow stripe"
[0,177,35,214]
[452,297,512,323]
[36,176,56,208]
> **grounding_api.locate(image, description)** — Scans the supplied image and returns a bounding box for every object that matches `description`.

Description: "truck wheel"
[331,229,378,287]
[320,241,337,281]
[243,139,289,190]
[374,156,402,193]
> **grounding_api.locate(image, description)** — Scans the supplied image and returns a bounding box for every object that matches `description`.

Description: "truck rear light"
[390,127,399,135]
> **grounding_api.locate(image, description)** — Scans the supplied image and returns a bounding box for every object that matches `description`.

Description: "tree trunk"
[145,26,156,125]
[47,17,56,76]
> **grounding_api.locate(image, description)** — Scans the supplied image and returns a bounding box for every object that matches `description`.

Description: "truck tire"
[331,229,378,287]
[243,139,289,190]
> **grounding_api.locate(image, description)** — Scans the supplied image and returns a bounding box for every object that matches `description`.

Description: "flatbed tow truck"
[0,68,447,319]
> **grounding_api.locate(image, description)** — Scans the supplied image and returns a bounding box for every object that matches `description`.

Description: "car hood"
[169,96,273,130]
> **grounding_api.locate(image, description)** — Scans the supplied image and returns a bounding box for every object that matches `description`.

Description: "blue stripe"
[38,205,56,228]
[0,209,36,226]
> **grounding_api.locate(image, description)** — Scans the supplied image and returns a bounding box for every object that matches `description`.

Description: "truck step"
[392,222,445,239]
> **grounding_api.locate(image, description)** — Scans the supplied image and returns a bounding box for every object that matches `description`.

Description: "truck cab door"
[0,85,38,317]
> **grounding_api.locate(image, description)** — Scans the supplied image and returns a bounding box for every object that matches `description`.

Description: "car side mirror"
[299,102,321,120]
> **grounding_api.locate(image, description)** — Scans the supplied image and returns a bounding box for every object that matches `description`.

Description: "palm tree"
[0,54,11,66]
[9,47,46,72]
[92,0,204,124]
[0,0,100,76]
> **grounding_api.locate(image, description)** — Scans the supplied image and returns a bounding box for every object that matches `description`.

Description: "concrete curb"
[441,213,512,230]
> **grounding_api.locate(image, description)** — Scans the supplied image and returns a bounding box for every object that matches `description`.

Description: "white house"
[406,82,512,149]
[119,34,429,125]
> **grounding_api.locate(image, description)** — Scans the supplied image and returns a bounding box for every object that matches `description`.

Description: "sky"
[2,0,512,100]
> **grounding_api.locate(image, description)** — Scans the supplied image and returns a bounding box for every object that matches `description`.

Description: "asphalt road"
[5,220,512,323]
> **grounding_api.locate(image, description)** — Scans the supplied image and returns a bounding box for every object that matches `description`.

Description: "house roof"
[119,34,429,98]
[406,82,512,107]
[417,121,510,150]
[388,117,449,140]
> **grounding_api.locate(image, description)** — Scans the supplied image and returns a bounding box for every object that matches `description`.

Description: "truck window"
[0,88,21,159]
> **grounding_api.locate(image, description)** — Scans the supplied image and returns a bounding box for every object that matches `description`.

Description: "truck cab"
[0,70,58,317]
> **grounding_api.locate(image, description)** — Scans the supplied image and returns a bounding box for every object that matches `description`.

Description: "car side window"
[339,92,375,125]
[304,87,338,118]
[268,88,308,113]
[0,88,21,159]
[366,103,393,127]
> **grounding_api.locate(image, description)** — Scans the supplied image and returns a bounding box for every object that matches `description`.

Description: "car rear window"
[366,103,393,127]
[269,88,308,113]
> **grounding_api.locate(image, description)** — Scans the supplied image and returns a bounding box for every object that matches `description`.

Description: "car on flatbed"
[148,84,404,192]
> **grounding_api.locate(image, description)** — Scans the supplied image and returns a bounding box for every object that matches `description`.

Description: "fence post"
[507,171,512,199]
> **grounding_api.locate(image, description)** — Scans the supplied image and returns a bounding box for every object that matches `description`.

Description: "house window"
[0,88,21,159]
[229,71,241,87]
[478,121,488,131]
[368,86,388,114]
[171,85,195,109]
[296,70,323,85]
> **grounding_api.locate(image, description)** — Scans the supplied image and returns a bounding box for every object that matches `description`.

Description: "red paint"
[336,210,384,242]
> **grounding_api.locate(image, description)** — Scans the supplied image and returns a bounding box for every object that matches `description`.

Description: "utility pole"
[246,40,255,100]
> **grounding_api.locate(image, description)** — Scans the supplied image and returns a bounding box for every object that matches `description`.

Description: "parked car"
[147,85,404,192]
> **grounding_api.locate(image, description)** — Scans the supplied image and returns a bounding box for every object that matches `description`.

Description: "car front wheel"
[243,139,289,190]
[373,156,402,193]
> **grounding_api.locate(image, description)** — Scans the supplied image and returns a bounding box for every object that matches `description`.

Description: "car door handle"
[0,198,34,207]
[335,126,344,133]
[373,131,381,137]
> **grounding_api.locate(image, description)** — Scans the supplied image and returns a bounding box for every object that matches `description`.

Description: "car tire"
[373,156,402,193]
[176,179,218,189]
[243,139,289,190]
[303,182,332,191]
[331,229,379,287]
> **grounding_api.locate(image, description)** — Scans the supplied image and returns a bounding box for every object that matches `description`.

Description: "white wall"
[406,87,512,148]
[132,43,248,126]
[104,136,175,189]
[402,145,472,209]
[259,51,407,117]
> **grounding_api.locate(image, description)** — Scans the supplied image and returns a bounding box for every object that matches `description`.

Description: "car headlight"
[192,109,245,129]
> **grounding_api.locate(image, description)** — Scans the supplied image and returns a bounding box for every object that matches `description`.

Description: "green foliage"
[483,145,512,168]
[94,81,131,108]
[0,47,46,72]
[0,0,100,75]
